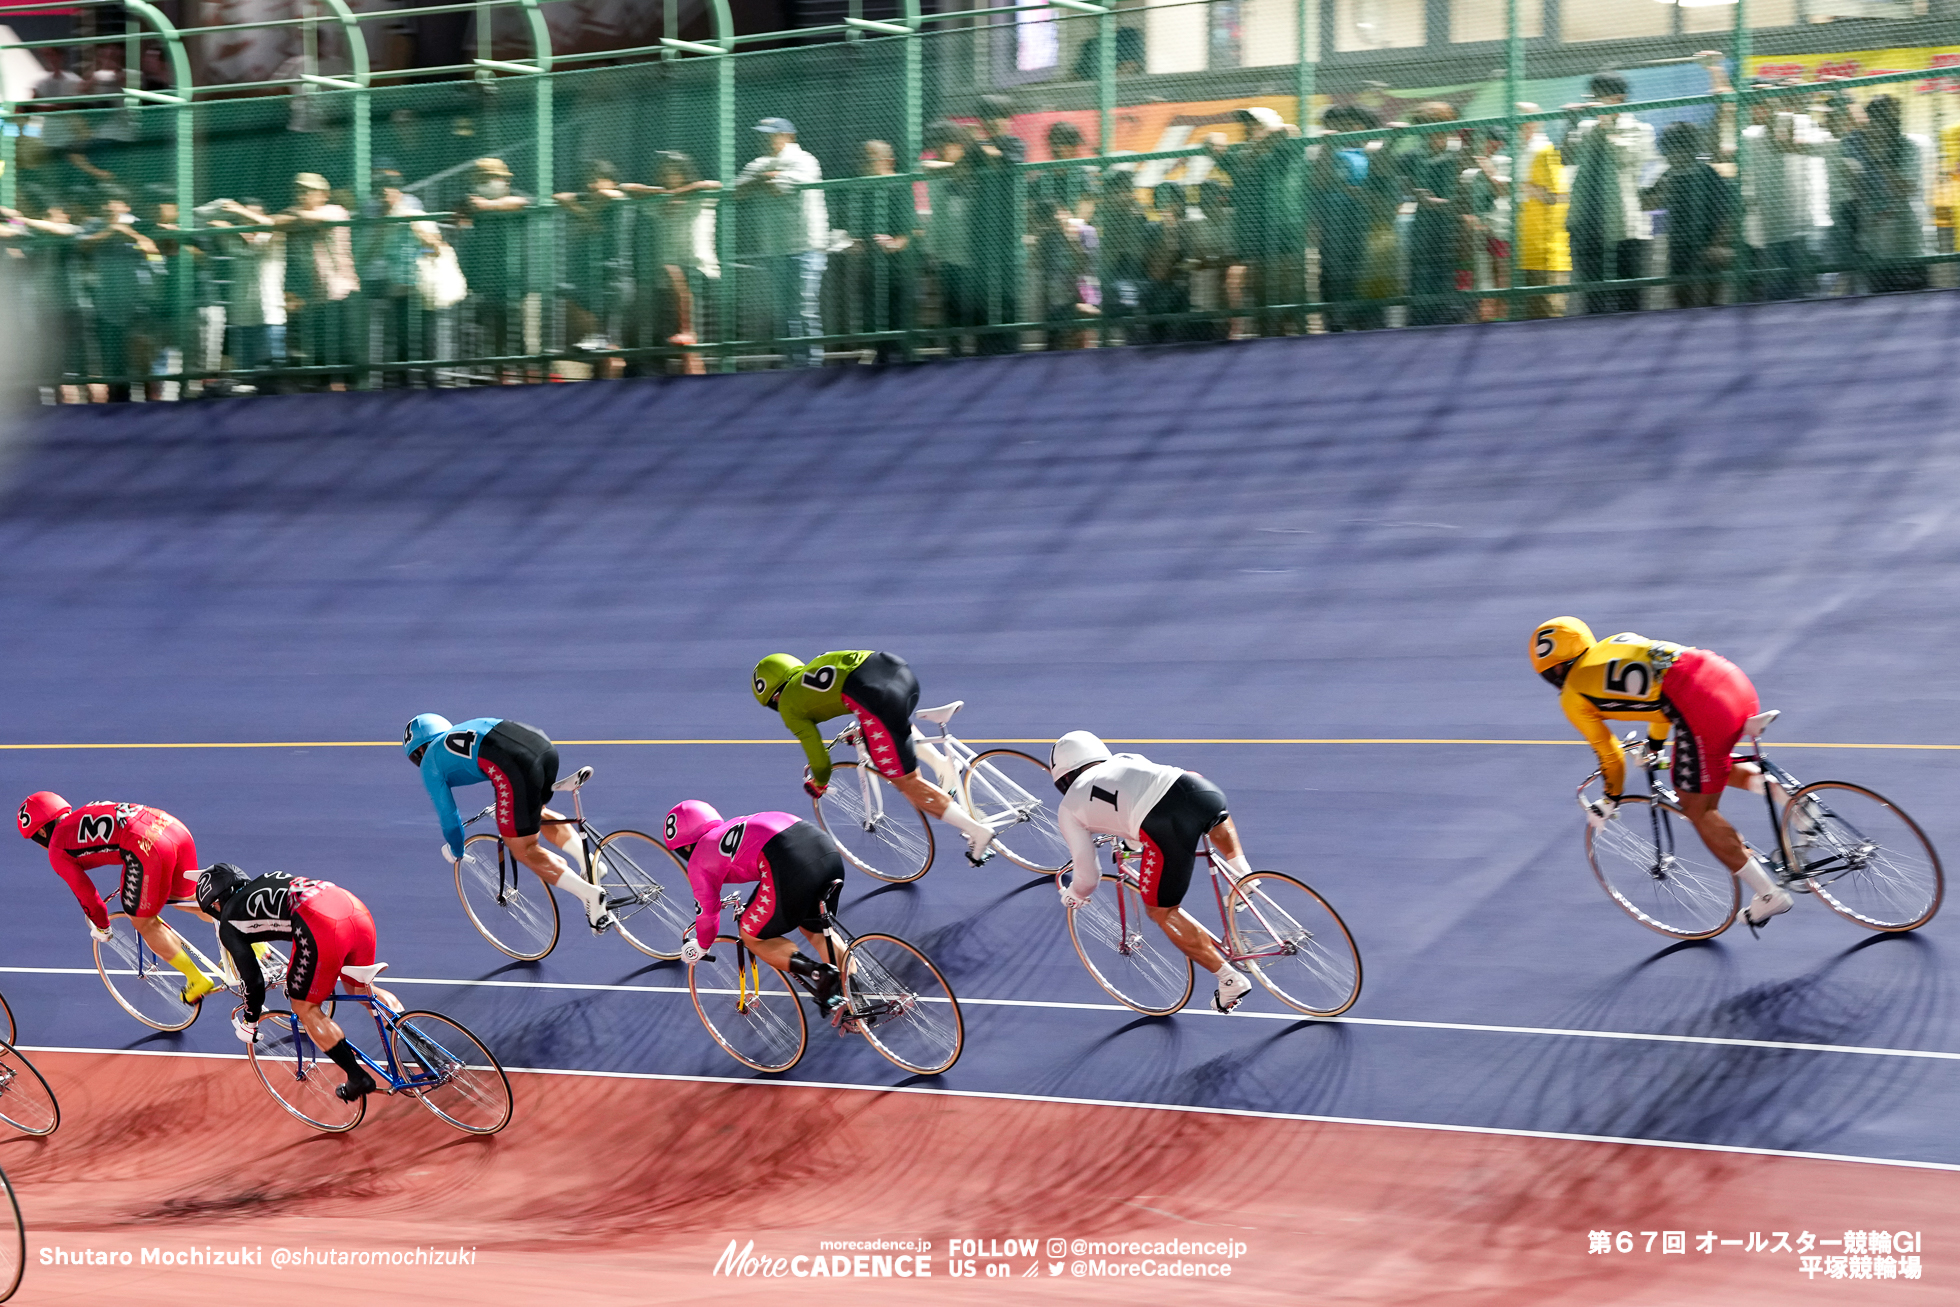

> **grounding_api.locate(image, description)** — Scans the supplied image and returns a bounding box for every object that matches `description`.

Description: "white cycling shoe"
[963,830,996,867]
[1212,970,1252,1014]
[1741,887,1794,931]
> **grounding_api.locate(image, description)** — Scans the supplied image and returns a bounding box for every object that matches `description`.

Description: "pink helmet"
[17,791,71,841]
[662,800,722,852]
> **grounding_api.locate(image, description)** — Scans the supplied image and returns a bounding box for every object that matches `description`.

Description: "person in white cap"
[1049,732,1255,1013]
[737,116,829,366]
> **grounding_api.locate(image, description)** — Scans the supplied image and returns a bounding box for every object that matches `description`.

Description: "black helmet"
[196,863,249,917]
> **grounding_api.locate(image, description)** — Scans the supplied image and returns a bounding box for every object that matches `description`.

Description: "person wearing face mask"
[456,157,532,381]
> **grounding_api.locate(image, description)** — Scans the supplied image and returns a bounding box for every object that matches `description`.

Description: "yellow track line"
[2,738,1957,750]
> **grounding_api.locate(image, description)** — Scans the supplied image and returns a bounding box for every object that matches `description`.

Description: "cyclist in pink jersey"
[662,801,847,1014]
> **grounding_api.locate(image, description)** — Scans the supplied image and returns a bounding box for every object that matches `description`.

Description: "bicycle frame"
[98,894,276,996]
[1580,734,1812,885]
[1094,838,1300,969]
[464,793,599,900]
[273,993,447,1096]
[828,719,1039,837]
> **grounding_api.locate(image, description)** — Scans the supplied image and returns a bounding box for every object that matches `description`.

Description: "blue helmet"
[404,713,452,766]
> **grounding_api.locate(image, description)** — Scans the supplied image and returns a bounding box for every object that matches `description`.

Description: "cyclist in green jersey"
[752,651,1000,865]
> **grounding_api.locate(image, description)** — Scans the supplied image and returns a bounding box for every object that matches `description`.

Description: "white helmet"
[1050,730,1113,783]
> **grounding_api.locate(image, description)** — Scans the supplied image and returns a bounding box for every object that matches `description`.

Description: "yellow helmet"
[751,653,804,709]
[1529,617,1594,681]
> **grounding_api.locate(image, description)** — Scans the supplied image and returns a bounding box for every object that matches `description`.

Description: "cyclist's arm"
[218,918,266,1019]
[684,855,723,950]
[784,713,834,787]
[1561,689,1626,796]
[421,761,468,854]
[49,851,111,930]
[1058,803,1101,881]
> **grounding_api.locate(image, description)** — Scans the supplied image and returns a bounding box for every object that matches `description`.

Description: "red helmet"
[662,800,722,852]
[17,792,71,841]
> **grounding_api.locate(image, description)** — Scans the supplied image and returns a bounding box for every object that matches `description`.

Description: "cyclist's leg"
[1138,779,1248,1007]
[122,836,219,997]
[841,654,994,852]
[1665,653,1787,921]
[480,723,606,922]
[738,846,842,1004]
[289,893,376,1097]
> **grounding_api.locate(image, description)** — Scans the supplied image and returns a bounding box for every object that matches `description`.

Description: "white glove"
[1060,877,1096,910]
[232,1011,259,1044]
[1584,797,1620,832]
[89,923,113,943]
[680,937,706,966]
[442,844,458,863]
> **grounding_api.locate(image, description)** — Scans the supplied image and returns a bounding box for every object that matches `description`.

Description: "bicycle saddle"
[1743,710,1780,741]
[551,765,595,793]
[913,701,964,725]
[341,962,389,985]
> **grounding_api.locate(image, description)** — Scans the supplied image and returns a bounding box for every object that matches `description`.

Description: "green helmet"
[752,653,804,709]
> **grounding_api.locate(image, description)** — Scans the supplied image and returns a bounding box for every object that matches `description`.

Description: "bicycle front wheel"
[1786,782,1943,932]
[1587,796,1738,939]
[1226,872,1363,1018]
[0,1163,21,1303]
[815,761,935,884]
[592,830,696,959]
[841,933,964,1076]
[961,749,1071,874]
[1067,874,1195,1016]
[249,1010,366,1132]
[0,1042,58,1137]
[455,834,561,960]
[93,913,200,1031]
[689,935,808,1073]
[396,1011,513,1135]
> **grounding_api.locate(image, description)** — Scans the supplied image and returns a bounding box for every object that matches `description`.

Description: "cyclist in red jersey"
[18,791,223,1002]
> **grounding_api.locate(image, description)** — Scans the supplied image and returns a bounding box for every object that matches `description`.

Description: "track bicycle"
[89,894,288,1032]
[0,1042,57,1138]
[1581,710,1943,939]
[1062,836,1363,1018]
[0,1162,20,1303]
[451,765,697,961]
[809,700,1070,883]
[688,886,963,1075]
[247,964,513,1134]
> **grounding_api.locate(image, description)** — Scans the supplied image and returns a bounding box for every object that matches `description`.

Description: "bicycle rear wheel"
[961,749,1071,874]
[249,1010,366,1132]
[93,913,200,1031]
[841,933,964,1075]
[1226,872,1363,1018]
[815,761,935,884]
[1785,782,1943,932]
[0,1163,20,1303]
[455,834,561,961]
[1587,796,1738,939]
[592,830,695,959]
[689,935,808,1073]
[395,1011,513,1135]
[0,1041,58,1137]
[1067,873,1195,1016]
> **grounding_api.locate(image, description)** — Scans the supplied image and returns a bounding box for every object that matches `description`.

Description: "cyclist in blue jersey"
[403,714,612,930]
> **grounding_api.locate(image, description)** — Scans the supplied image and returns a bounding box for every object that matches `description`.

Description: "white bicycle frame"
[829,714,1042,837]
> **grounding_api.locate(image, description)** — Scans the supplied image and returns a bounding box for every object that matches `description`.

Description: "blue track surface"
[4,292,1960,1168]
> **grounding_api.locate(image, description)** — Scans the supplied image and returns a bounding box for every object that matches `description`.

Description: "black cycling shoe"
[335,1068,377,1103]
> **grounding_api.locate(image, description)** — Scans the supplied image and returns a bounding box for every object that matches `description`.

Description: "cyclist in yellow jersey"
[1531,617,1793,928]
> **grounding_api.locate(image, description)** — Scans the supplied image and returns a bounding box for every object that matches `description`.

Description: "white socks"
[1219,852,1252,879]
[939,803,994,843]
[555,868,603,908]
[1736,856,1779,898]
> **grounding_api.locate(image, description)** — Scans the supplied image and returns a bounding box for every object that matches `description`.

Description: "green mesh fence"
[5,0,1960,397]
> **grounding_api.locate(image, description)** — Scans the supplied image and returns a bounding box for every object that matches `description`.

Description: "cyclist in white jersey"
[1050,731,1255,1013]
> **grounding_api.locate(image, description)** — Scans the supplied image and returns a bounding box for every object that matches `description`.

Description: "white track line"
[9,964,1960,1063]
[16,1043,1960,1176]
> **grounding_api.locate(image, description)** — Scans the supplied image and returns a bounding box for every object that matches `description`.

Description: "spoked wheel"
[1784,782,1943,932]
[0,992,13,1045]
[249,1010,366,1132]
[814,761,935,884]
[0,1042,59,1137]
[0,1163,20,1304]
[93,913,200,1031]
[395,1011,513,1135]
[1587,795,1739,939]
[1225,872,1363,1017]
[213,931,290,997]
[961,749,1071,875]
[455,834,561,961]
[689,935,809,1073]
[840,933,964,1075]
[1067,872,1195,1016]
[591,830,696,959]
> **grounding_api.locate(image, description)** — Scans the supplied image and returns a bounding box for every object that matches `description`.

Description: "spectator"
[1208,106,1305,336]
[455,156,532,381]
[139,44,174,94]
[1032,182,1094,349]
[622,151,720,375]
[76,190,160,401]
[841,140,918,364]
[1565,73,1656,314]
[1817,91,1863,294]
[206,197,288,392]
[968,95,1027,354]
[1396,102,1470,327]
[1848,95,1929,294]
[1310,105,1389,332]
[1186,180,1234,340]
[735,116,828,368]
[1140,181,1196,343]
[361,162,448,386]
[1095,167,1149,335]
[1465,129,1511,320]
[1640,122,1736,309]
[1030,120,1097,222]
[920,119,980,356]
[1704,60,1828,302]
[3,202,85,399]
[28,47,84,106]
[1513,105,1570,318]
[280,171,359,389]
[555,160,631,355]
